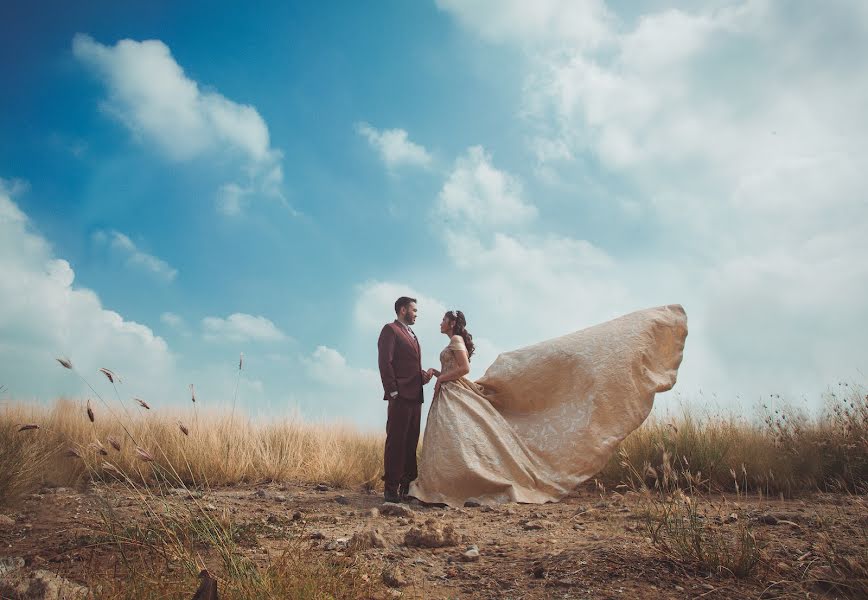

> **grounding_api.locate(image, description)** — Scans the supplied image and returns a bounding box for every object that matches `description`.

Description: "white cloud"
[437,146,537,227]
[0,180,176,401]
[72,34,288,215]
[433,0,868,409]
[93,229,177,282]
[201,313,287,343]
[355,122,433,170]
[435,0,614,48]
[302,346,381,390]
[160,312,184,328]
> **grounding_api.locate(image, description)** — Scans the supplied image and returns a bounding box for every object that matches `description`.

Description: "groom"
[378,296,432,503]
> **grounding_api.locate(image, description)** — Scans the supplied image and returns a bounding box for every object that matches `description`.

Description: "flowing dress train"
[408,304,688,505]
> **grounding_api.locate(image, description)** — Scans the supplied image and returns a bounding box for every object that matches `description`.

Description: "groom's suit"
[378,320,424,490]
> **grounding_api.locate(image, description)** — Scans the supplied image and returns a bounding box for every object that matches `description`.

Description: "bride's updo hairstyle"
[446,310,475,360]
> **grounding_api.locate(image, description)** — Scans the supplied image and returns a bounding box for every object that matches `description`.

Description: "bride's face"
[440,315,454,335]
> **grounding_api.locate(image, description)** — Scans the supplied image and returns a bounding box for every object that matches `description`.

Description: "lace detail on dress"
[439,335,467,374]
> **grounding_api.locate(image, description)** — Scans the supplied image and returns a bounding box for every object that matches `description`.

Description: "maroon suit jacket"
[378,320,424,403]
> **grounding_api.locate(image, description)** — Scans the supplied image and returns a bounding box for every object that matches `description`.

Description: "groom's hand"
[422,370,432,384]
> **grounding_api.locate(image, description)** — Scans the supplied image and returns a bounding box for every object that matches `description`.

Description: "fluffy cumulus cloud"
[355,122,433,170]
[93,229,177,282]
[0,180,176,401]
[72,34,287,215]
[437,146,537,227]
[201,313,287,343]
[431,0,868,409]
[302,346,380,390]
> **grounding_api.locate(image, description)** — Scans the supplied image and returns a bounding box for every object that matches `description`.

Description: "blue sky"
[2,1,866,429]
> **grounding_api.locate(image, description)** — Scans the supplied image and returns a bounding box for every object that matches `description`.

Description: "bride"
[408,305,688,506]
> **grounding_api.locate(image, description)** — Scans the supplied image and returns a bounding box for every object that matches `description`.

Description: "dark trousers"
[384,397,422,488]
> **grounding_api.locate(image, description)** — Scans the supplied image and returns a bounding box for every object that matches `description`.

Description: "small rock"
[0,514,15,526]
[0,557,24,576]
[531,564,546,579]
[521,520,552,531]
[404,518,461,548]
[204,503,218,511]
[273,494,287,503]
[480,506,495,513]
[292,511,303,521]
[266,514,280,524]
[325,537,350,551]
[757,514,779,525]
[396,517,409,526]
[460,545,480,562]
[0,569,89,600]
[382,565,407,588]
[335,495,351,505]
[463,500,481,508]
[310,531,326,539]
[366,508,380,518]
[380,502,414,518]
[254,488,268,498]
[315,484,330,492]
[349,529,387,550]
[169,488,204,499]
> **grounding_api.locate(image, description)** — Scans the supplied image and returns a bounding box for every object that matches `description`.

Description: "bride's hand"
[426,368,440,378]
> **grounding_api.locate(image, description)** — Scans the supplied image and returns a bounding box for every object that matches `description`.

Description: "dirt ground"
[1,481,865,599]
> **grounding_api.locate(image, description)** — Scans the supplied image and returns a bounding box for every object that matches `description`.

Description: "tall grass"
[602,386,868,496]
[0,398,384,502]
[2,386,866,503]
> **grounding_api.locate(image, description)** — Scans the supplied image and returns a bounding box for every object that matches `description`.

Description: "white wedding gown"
[408,304,688,506]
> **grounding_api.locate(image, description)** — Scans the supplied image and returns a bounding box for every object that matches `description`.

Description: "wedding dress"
[408,304,687,506]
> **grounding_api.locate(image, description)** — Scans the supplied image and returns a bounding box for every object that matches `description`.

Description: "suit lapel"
[394,321,420,357]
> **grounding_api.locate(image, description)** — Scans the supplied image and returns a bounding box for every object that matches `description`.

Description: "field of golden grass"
[2,385,866,505]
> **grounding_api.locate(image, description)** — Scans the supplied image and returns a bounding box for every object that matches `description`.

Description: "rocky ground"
[0,481,865,599]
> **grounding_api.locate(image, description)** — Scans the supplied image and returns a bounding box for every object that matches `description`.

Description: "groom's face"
[400,302,418,325]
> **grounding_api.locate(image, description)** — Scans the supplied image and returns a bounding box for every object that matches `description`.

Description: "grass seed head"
[86,399,94,423]
[89,440,109,456]
[107,435,122,452]
[56,357,73,369]
[135,447,154,462]
[66,447,82,459]
[17,424,40,432]
[135,397,151,410]
[178,421,189,436]
[98,367,121,383]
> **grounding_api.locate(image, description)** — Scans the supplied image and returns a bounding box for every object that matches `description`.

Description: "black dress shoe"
[384,488,401,503]
[398,482,410,501]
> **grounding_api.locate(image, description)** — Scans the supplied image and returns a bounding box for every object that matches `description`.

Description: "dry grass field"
[0,367,865,598]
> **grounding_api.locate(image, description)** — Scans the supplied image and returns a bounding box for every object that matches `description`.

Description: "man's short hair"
[394,296,417,314]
